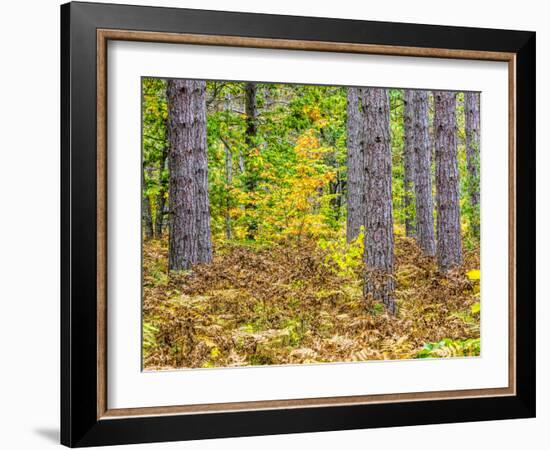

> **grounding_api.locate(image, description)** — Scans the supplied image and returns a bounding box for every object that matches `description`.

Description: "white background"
[108,42,509,409]
[0,0,545,449]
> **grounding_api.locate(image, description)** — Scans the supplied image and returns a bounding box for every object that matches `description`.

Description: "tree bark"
[223,93,233,241]
[464,91,480,238]
[402,90,416,237]
[142,164,154,240]
[330,170,343,221]
[434,91,462,272]
[167,79,213,271]
[141,169,153,240]
[346,87,365,242]
[362,88,396,314]
[243,82,258,239]
[412,90,436,256]
[224,140,233,240]
[244,82,258,150]
[143,196,154,240]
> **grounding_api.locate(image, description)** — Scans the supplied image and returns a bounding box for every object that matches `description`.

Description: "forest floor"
[142,235,480,370]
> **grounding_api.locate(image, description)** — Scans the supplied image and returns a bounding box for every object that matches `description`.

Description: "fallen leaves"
[142,235,480,369]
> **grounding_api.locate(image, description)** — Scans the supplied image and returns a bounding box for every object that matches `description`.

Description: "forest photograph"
[141,78,481,370]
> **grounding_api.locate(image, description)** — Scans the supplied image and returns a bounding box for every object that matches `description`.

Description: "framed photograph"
[61,1,535,447]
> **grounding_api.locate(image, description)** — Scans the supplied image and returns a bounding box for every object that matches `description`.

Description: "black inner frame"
[61,2,535,447]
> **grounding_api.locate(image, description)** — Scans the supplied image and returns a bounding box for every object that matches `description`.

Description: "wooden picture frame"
[61,1,535,447]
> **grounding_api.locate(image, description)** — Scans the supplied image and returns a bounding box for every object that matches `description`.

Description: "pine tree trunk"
[224,140,233,240]
[244,82,258,239]
[362,88,396,314]
[143,196,154,240]
[413,90,436,256]
[142,164,154,240]
[465,91,480,238]
[402,90,416,237]
[167,79,213,271]
[222,93,234,241]
[434,91,462,272]
[238,152,245,174]
[245,82,258,149]
[346,87,365,242]
[331,170,343,221]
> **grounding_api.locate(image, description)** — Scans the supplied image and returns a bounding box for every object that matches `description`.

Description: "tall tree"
[142,164,154,240]
[464,91,480,238]
[167,79,213,271]
[434,91,462,272]
[362,88,396,314]
[244,82,258,149]
[346,87,365,242]
[412,90,436,256]
[402,90,416,237]
[223,93,233,241]
[243,82,258,239]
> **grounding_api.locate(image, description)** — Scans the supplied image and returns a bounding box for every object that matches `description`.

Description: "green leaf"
[470,302,481,314]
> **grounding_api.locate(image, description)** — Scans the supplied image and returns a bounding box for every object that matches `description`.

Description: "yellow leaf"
[466,269,480,281]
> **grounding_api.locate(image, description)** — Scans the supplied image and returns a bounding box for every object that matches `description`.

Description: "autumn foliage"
[142,79,481,370]
[143,233,480,369]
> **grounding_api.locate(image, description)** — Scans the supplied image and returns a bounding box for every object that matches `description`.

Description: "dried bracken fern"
[142,235,480,370]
